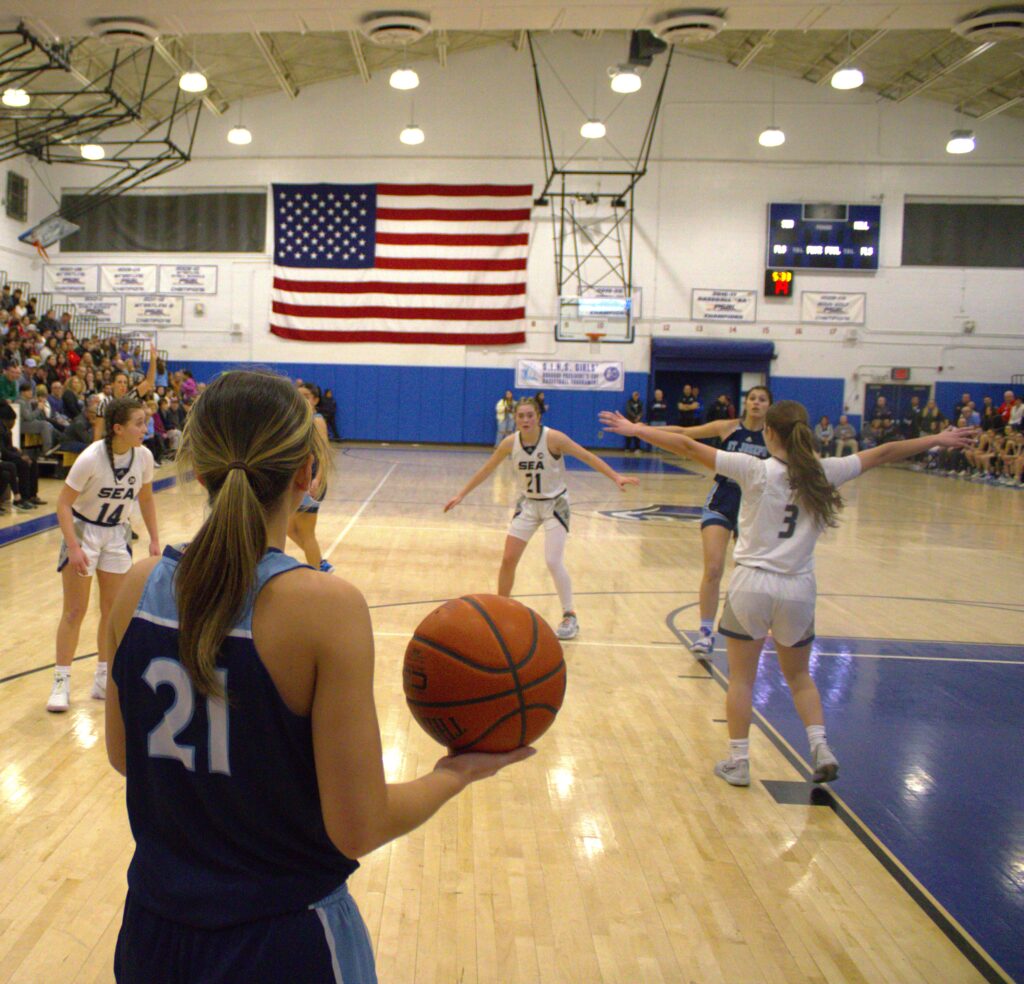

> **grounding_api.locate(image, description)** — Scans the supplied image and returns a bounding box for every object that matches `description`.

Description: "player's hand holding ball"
[433,746,537,789]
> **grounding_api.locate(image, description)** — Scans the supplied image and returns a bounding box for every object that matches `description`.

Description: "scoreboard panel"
[767,203,881,271]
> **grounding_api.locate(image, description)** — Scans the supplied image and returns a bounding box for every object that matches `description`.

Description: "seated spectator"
[981,396,1001,432]
[1010,396,1023,432]
[0,401,43,508]
[953,392,972,422]
[39,309,60,332]
[0,284,12,312]
[17,382,59,452]
[155,358,169,389]
[878,414,900,444]
[707,394,732,423]
[920,400,945,433]
[63,375,85,419]
[834,415,859,457]
[0,359,19,402]
[38,383,69,430]
[962,402,981,427]
[142,398,166,465]
[814,416,834,457]
[180,369,198,401]
[998,390,1018,426]
[156,397,182,451]
[999,428,1024,486]
[59,395,102,453]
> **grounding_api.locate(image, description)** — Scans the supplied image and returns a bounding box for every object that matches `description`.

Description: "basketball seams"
[461,595,529,746]
[410,634,512,674]
[460,703,562,752]
[512,609,540,672]
[407,661,566,710]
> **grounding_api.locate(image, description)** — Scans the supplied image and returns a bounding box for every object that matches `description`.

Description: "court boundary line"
[665,605,1014,984]
[323,462,399,561]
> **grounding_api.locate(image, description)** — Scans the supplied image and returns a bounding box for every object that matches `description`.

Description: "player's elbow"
[324,816,381,859]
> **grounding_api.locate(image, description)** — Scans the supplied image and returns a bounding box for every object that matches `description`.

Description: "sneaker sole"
[812,762,839,783]
[714,766,750,787]
[46,702,69,713]
[90,689,105,701]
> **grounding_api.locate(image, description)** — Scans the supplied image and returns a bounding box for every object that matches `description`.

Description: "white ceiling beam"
[813,29,889,85]
[250,32,298,98]
[977,94,1023,121]
[514,30,527,52]
[895,42,996,102]
[348,31,370,83]
[734,29,776,71]
[152,37,226,115]
[436,29,448,68]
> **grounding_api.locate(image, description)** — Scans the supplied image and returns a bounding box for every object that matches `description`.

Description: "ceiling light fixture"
[946,128,976,154]
[831,66,864,90]
[390,67,419,90]
[758,126,785,147]
[2,88,30,107]
[580,119,606,139]
[608,65,642,94]
[80,143,105,161]
[400,124,425,145]
[227,126,252,145]
[179,70,208,93]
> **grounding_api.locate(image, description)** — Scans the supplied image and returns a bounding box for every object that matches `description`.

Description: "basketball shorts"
[298,491,320,514]
[57,519,133,576]
[115,882,377,984]
[701,480,740,532]
[718,565,816,648]
[508,493,570,542]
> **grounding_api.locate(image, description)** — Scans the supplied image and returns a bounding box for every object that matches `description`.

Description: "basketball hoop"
[585,331,605,353]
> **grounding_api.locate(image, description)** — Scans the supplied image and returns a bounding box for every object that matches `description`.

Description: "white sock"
[728,738,750,761]
[94,661,107,678]
[700,619,714,637]
[806,724,827,750]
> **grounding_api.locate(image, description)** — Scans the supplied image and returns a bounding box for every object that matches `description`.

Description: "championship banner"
[801,291,866,325]
[42,264,98,293]
[159,264,218,294]
[515,359,624,392]
[101,264,158,293]
[76,294,124,326]
[125,295,183,327]
[691,288,757,322]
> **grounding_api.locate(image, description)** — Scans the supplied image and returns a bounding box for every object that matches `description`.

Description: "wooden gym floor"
[0,445,1021,984]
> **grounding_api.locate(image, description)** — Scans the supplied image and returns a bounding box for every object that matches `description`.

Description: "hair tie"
[227,461,251,476]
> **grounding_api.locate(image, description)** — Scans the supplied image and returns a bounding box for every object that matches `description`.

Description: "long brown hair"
[766,400,843,529]
[174,370,328,698]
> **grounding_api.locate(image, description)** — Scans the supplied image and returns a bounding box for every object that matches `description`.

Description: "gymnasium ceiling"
[2,3,1023,132]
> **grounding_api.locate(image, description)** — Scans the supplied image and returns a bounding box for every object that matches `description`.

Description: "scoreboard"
[767,203,881,271]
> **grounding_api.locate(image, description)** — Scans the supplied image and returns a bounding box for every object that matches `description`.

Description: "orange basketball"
[403,594,567,753]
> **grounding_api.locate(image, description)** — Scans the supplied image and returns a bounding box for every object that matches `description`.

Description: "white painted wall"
[0,156,50,293]
[35,33,1024,406]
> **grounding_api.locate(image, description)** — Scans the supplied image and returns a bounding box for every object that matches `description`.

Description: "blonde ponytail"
[174,371,327,699]
[767,401,843,529]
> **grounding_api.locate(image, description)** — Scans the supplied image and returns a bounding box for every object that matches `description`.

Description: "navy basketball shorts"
[115,883,377,984]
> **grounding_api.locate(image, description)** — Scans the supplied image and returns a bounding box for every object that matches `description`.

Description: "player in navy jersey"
[48,397,159,713]
[661,386,772,657]
[602,402,974,787]
[104,370,531,984]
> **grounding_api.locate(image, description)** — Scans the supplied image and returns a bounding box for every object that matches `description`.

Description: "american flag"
[270,182,532,345]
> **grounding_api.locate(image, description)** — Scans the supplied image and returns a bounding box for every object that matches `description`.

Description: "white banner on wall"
[124,295,183,326]
[43,265,98,293]
[515,359,624,392]
[101,264,158,293]
[801,291,866,325]
[76,294,124,326]
[691,288,757,323]
[159,264,218,294]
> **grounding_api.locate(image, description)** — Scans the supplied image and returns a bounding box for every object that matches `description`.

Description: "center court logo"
[599,504,703,523]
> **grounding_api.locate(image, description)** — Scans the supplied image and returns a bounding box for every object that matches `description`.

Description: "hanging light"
[390,67,419,91]
[400,124,424,145]
[758,126,785,147]
[608,65,641,94]
[580,119,606,139]
[179,70,208,93]
[946,129,976,154]
[227,126,252,145]
[831,66,864,90]
[2,88,30,108]
[80,143,105,161]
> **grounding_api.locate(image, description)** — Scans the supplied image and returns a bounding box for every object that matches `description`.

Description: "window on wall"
[58,190,267,252]
[5,171,28,222]
[902,199,1024,268]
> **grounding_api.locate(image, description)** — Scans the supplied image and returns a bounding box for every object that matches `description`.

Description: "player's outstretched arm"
[444,436,513,511]
[548,429,639,491]
[661,420,735,439]
[310,578,534,857]
[599,411,718,470]
[135,340,158,399]
[856,427,977,473]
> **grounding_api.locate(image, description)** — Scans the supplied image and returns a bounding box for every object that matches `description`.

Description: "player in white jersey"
[47,397,160,713]
[445,397,638,639]
[601,401,974,786]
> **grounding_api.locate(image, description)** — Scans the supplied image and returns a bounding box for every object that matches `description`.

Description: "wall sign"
[76,294,124,326]
[124,294,183,327]
[101,264,158,293]
[158,264,218,294]
[801,291,866,325]
[691,288,757,323]
[42,264,99,293]
[515,359,624,392]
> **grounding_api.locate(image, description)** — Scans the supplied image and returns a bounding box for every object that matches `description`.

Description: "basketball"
[403,594,567,753]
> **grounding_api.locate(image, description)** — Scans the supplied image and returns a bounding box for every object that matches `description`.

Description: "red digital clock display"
[765,269,794,297]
